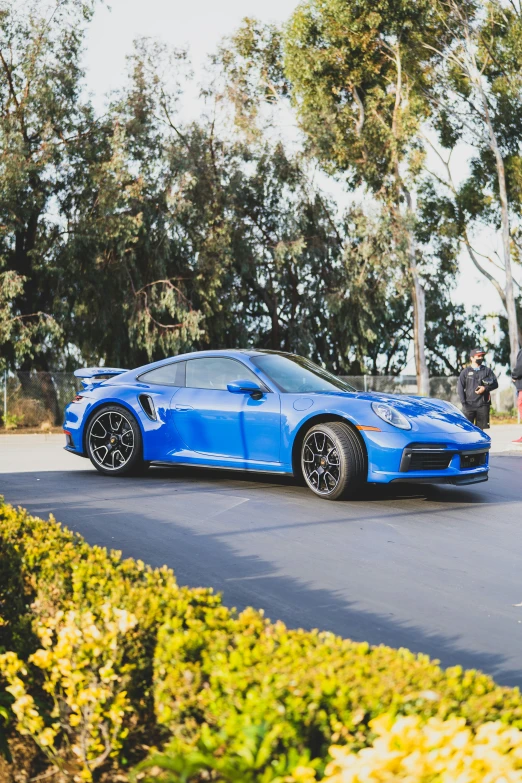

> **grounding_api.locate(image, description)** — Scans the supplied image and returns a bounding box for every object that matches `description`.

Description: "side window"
[186,358,261,391]
[139,361,186,386]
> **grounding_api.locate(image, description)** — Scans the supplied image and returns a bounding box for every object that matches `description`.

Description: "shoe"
[512,437,522,444]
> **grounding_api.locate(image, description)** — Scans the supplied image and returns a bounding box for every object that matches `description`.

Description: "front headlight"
[371,402,412,430]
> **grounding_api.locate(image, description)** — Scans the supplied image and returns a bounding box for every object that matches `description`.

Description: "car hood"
[319,390,490,438]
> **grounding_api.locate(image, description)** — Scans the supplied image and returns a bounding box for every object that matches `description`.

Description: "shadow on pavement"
[2,461,522,688]
[145,460,522,506]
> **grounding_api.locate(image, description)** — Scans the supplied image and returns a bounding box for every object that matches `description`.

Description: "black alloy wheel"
[301,422,366,500]
[86,405,148,476]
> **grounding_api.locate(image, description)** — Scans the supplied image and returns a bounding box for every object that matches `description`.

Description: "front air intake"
[138,394,157,421]
[400,443,456,472]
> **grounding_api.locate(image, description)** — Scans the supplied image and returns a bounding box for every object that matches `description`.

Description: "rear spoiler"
[74,367,128,388]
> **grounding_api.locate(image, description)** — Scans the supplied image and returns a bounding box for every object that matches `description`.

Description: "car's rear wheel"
[301,422,366,500]
[86,405,148,476]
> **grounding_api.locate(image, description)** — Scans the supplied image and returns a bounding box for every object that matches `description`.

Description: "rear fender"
[81,397,147,456]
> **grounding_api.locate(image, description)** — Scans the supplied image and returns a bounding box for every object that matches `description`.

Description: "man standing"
[511,347,522,444]
[457,348,498,430]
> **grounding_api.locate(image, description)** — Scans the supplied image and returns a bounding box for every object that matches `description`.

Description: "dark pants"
[463,406,490,430]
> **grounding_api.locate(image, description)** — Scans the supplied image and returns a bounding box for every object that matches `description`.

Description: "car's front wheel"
[86,405,148,476]
[301,422,366,500]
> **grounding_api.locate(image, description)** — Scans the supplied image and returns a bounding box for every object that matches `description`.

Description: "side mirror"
[227,379,263,397]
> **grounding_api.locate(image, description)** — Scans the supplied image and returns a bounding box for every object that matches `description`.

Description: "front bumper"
[391,472,488,486]
[361,429,491,485]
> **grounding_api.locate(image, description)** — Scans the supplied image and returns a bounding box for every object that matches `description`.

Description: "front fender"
[280,394,368,469]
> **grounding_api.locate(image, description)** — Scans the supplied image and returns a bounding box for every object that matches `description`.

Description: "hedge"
[1,499,522,782]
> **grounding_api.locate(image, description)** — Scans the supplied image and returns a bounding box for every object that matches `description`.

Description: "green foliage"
[326,208,412,374]
[225,0,476,388]
[421,1,522,353]
[146,606,522,781]
[0,272,58,372]
[0,531,36,659]
[219,18,289,137]
[1,0,491,378]
[3,498,522,781]
[0,4,204,372]
[0,499,219,776]
[2,412,24,430]
[0,0,97,371]
[283,0,450,190]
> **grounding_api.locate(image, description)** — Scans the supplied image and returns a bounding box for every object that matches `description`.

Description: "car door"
[172,357,281,464]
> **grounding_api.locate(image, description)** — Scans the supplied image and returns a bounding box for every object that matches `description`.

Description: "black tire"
[85,404,147,477]
[301,421,367,500]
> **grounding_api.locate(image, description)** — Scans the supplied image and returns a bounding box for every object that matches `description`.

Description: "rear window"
[138,361,186,386]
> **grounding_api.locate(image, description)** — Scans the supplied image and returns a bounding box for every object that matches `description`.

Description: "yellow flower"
[38,727,57,748]
[30,648,52,669]
[322,715,522,783]
[114,608,137,634]
[286,765,317,782]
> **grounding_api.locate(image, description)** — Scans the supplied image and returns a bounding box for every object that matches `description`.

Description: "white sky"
[82,0,512,372]
[83,0,297,104]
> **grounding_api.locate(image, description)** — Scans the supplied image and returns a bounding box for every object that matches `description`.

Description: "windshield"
[251,353,356,394]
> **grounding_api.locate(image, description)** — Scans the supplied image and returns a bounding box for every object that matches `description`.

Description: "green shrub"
[0,531,37,659]
[146,607,522,780]
[0,500,220,779]
[1,607,138,780]
[2,498,522,782]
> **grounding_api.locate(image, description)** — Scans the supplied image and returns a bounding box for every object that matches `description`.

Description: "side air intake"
[138,394,157,421]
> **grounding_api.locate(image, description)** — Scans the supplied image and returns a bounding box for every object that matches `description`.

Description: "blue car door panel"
[171,357,281,464]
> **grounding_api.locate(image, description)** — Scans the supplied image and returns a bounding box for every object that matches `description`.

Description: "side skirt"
[152,461,294,476]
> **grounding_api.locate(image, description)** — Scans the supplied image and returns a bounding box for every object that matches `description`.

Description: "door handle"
[175,404,193,412]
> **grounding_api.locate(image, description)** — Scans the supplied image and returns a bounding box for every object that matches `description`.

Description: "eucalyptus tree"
[61,40,206,367]
[422,0,522,365]
[224,147,414,372]
[0,0,99,370]
[220,3,460,391]
[0,5,206,372]
[65,39,334,367]
[282,0,464,393]
[0,271,57,372]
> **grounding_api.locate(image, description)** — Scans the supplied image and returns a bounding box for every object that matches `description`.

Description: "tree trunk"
[465,241,522,348]
[403,188,430,396]
[495,158,519,369]
[270,293,279,349]
[411,265,430,396]
[478,79,520,368]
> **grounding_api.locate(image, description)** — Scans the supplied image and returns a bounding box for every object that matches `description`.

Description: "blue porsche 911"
[63,349,491,500]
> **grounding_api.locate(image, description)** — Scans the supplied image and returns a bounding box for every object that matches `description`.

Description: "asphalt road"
[2,432,522,687]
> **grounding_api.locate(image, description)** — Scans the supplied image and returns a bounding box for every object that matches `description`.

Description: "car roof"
[131,348,292,376]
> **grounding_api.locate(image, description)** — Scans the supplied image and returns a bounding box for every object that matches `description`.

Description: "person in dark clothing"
[457,347,498,430]
[511,347,522,443]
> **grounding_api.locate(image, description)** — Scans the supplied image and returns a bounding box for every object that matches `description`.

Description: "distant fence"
[342,375,515,413]
[0,371,516,429]
[1,372,82,428]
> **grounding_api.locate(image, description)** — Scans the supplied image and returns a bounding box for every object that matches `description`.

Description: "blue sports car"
[63,349,491,500]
